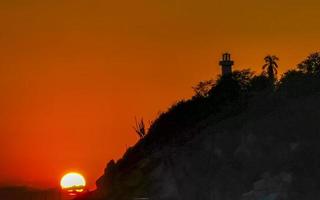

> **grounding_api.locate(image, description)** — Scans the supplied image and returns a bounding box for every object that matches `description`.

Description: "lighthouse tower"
[219,53,234,76]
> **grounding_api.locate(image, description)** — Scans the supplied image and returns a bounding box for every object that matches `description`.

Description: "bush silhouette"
[192,79,214,98]
[298,52,320,74]
[249,74,270,92]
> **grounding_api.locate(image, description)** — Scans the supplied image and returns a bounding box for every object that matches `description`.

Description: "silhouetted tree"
[192,79,214,98]
[278,70,307,97]
[229,69,254,90]
[279,67,320,98]
[209,69,254,102]
[249,74,269,92]
[263,55,279,81]
[298,52,320,74]
[133,117,146,138]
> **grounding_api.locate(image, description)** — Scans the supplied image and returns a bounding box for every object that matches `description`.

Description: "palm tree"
[263,55,279,81]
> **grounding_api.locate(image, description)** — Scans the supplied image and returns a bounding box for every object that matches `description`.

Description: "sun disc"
[60,172,86,189]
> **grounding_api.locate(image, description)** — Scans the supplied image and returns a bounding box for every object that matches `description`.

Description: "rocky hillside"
[78,53,320,200]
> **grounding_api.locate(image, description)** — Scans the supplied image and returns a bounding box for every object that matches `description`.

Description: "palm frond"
[274,67,278,74]
[272,55,279,61]
[262,64,268,69]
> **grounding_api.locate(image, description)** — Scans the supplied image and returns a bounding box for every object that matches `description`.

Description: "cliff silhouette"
[77,52,320,200]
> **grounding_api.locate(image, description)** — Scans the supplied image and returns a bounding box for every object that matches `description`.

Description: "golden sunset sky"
[0,0,319,188]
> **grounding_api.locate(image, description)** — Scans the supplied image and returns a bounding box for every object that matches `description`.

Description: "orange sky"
[0,0,320,189]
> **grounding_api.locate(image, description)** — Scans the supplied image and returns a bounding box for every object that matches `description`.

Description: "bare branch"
[133,117,146,138]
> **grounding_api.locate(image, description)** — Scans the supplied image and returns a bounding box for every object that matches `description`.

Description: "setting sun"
[60,172,86,190]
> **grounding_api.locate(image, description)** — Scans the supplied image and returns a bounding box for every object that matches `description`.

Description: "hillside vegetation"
[78,52,320,200]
